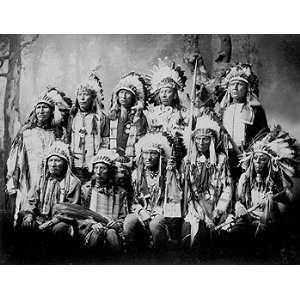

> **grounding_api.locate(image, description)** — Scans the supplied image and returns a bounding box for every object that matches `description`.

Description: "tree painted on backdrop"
[0,34,39,211]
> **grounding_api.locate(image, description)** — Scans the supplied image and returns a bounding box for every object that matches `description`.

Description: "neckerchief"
[41,176,61,217]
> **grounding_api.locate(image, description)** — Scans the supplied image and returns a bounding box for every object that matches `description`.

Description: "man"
[220,63,269,180]
[123,132,185,252]
[69,72,109,183]
[19,141,81,232]
[15,141,81,262]
[182,115,233,251]
[78,149,128,254]
[6,90,60,225]
[109,72,149,165]
[230,126,300,248]
[145,59,188,135]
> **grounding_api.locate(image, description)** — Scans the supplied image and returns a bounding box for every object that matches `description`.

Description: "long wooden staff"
[183,59,198,216]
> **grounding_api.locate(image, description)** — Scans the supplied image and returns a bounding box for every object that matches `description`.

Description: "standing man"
[220,64,269,180]
[109,72,149,165]
[69,72,109,183]
[6,91,59,225]
[145,59,188,135]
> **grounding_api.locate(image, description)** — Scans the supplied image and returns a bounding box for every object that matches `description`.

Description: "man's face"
[93,162,110,184]
[77,91,94,112]
[159,87,176,106]
[142,150,160,171]
[195,134,211,154]
[59,109,69,120]
[116,165,129,187]
[47,155,66,177]
[118,89,135,109]
[253,152,270,174]
[229,80,248,102]
[35,103,52,125]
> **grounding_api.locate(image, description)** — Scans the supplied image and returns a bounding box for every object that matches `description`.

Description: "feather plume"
[151,58,187,93]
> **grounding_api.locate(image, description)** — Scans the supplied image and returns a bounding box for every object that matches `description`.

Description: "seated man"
[181,115,233,252]
[18,141,81,257]
[230,126,300,249]
[123,132,185,253]
[78,149,128,254]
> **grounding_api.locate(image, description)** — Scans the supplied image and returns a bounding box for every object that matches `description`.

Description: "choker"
[145,169,159,179]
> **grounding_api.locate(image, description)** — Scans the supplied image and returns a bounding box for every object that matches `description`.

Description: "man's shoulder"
[22,127,54,141]
[70,173,82,188]
[22,127,38,137]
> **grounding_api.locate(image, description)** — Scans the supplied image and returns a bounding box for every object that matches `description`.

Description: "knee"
[123,214,140,234]
[106,229,121,252]
[181,221,191,237]
[87,230,104,249]
[52,222,72,237]
[149,215,165,233]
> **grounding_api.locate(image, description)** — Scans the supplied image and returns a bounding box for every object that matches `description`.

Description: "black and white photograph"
[0,33,300,265]
[2,1,300,300]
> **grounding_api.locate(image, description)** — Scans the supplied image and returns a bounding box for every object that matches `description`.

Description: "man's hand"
[235,202,247,218]
[212,209,224,225]
[91,222,104,233]
[205,216,215,230]
[22,214,35,228]
[38,217,60,231]
[256,194,269,209]
[107,220,123,232]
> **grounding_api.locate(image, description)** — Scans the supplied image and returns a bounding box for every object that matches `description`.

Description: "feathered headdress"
[135,132,172,162]
[150,58,187,94]
[42,141,72,179]
[75,71,104,110]
[135,132,173,196]
[36,85,71,110]
[36,92,55,109]
[239,125,300,195]
[112,72,151,106]
[192,115,220,141]
[186,115,221,165]
[88,149,118,173]
[18,86,70,134]
[46,141,71,164]
[40,87,73,125]
[220,63,260,109]
[44,87,72,111]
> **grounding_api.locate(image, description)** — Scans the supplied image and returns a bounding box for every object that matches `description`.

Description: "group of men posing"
[5,58,300,258]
